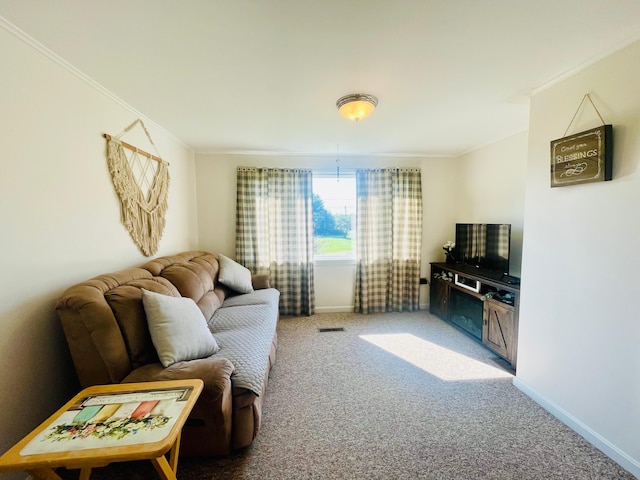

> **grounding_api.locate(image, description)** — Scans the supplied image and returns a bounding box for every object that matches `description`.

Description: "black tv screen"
[454,224,511,273]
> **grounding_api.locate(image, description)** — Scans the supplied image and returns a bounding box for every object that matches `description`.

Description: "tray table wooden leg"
[79,466,93,480]
[168,431,181,473]
[26,468,63,480]
[150,455,177,480]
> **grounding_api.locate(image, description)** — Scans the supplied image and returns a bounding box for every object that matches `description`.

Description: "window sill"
[313,257,357,267]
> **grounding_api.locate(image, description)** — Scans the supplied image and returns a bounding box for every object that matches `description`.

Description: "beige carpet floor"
[58,311,633,479]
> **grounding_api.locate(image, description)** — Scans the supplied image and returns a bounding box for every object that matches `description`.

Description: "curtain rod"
[103,133,168,165]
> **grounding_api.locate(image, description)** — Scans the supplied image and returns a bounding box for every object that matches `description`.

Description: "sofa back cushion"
[106,278,179,369]
[56,268,154,386]
[142,251,227,320]
[56,251,229,388]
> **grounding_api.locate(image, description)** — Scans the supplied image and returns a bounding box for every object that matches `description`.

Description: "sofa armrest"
[123,357,236,457]
[122,356,234,396]
[251,274,271,290]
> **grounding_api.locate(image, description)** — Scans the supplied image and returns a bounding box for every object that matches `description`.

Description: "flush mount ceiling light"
[336,93,378,121]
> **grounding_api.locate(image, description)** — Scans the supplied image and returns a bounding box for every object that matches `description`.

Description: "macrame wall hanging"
[103,119,170,256]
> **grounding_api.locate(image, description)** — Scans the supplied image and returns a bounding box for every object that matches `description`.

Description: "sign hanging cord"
[563,93,607,137]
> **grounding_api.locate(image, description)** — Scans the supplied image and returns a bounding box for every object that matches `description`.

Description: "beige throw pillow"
[218,254,254,294]
[141,289,219,367]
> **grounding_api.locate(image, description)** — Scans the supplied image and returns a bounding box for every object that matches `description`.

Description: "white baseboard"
[314,306,354,313]
[513,377,640,478]
[315,305,431,314]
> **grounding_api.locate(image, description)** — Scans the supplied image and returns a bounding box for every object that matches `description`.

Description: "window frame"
[312,169,357,265]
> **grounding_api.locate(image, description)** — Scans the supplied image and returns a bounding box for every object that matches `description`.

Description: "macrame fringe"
[107,139,170,256]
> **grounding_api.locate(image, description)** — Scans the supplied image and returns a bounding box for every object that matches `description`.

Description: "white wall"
[420,155,461,304]
[515,40,640,476]
[195,154,459,311]
[0,24,197,479]
[457,131,529,276]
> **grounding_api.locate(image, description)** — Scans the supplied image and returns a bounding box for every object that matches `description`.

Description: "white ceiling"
[2,1,640,156]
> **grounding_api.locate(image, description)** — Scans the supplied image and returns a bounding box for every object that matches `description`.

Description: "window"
[312,174,356,261]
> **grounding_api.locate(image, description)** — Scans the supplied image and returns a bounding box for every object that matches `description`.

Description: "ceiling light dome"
[336,93,378,121]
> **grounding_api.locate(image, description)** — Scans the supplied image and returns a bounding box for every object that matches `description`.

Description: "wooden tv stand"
[429,263,520,369]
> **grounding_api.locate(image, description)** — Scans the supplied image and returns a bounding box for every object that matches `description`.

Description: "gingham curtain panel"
[355,168,422,314]
[236,167,315,316]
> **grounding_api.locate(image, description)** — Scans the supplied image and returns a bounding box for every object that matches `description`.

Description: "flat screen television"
[454,223,511,274]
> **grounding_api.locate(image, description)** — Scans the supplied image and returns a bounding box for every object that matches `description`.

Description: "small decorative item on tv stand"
[442,241,455,264]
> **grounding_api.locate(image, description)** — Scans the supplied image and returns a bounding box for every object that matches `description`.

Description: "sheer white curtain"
[236,167,315,316]
[355,168,423,313]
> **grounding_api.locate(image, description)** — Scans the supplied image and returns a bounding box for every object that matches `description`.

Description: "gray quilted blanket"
[207,288,279,396]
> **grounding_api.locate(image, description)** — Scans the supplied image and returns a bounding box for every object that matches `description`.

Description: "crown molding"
[0,15,192,152]
[531,33,640,96]
[194,149,456,159]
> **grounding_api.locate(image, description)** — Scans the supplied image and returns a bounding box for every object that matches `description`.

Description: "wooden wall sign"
[550,125,613,187]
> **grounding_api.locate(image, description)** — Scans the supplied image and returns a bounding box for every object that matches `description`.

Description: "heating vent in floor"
[318,327,345,332]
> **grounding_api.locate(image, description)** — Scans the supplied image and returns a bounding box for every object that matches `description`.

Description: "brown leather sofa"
[55,251,279,456]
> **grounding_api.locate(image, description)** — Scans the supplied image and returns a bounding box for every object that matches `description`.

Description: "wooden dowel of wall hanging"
[103,133,168,165]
